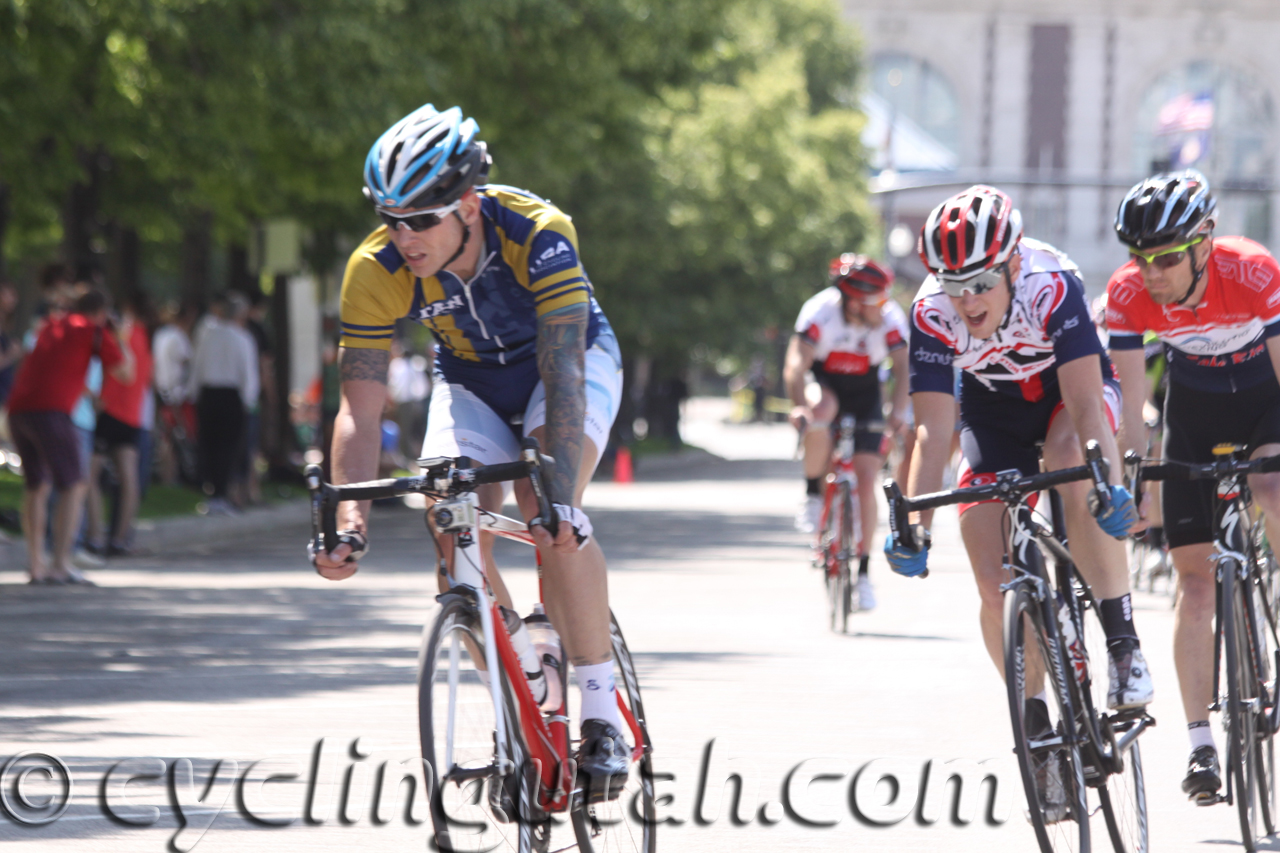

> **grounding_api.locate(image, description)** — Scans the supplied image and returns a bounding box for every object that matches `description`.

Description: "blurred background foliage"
[0,0,872,371]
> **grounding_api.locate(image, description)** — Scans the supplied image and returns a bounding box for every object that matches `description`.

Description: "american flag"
[1158,91,1215,134]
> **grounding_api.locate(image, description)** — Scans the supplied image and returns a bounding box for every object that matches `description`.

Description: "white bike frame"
[432,490,539,785]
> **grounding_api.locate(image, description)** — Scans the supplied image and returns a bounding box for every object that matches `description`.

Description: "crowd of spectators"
[0,265,435,585]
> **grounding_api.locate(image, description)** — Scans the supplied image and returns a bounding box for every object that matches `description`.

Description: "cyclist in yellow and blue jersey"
[313,104,629,800]
[339,183,618,422]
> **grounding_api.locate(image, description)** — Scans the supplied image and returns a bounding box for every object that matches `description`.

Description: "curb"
[135,499,310,551]
[630,447,723,476]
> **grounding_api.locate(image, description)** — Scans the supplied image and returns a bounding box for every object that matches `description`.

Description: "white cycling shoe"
[856,575,876,611]
[1107,644,1154,710]
[795,495,822,533]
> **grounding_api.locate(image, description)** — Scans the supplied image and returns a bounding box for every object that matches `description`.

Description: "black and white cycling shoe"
[576,719,630,803]
[1181,745,1222,804]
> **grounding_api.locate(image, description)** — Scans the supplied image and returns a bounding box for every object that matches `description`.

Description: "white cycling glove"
[533,504,593,550]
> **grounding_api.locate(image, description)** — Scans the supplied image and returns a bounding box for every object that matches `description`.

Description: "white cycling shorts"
[421,343,623,472]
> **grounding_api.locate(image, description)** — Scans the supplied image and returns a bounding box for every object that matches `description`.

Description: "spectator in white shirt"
[153,300,198,485]
[189,293,258,515]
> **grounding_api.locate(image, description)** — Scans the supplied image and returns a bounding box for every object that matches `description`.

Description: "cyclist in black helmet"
[1106,169,1280,801]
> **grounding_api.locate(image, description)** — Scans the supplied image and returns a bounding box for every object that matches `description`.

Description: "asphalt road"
[0,401,1269,851]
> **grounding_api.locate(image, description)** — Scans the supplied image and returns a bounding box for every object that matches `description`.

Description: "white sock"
[1034,690,1049,706]
[575,661,623,731]
[1189,721,1216,752]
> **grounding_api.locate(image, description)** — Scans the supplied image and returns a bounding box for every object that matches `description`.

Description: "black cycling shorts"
[812,367,883,454]
[956,376,1121,512]
[1162,377,1280,549]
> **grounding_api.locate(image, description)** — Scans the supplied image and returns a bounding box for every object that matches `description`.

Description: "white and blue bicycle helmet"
[363,104,490,209]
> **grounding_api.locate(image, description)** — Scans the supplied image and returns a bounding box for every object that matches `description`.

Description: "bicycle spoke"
[571,613,656,853]
[1005,583,1090,853]
[422,596,544,853]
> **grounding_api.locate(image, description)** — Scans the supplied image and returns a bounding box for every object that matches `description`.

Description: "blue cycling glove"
[884,531,929,577]
[1093,484,1138,539]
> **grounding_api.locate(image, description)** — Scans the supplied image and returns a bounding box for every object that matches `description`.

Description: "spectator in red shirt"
[86,291,154,556]
[9,289,133,583]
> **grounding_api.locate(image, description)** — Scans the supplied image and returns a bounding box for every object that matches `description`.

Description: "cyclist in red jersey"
[1106,169,1280,800]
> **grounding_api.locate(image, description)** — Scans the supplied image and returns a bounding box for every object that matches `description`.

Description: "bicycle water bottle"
[524,604,565,714]
[501,606,549,707]
[1057,595,1088,686]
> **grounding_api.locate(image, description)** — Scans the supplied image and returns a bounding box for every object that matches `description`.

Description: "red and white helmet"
[918,185,1023,279]
[828,253,894,297]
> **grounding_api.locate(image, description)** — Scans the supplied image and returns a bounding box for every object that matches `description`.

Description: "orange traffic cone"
[613,446,634,484]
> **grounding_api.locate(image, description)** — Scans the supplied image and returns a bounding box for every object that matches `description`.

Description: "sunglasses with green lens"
[1129,236,1205,270]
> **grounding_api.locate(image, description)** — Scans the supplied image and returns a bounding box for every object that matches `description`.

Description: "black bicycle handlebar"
[882,441,1113,553]
[306,438,560,559]
[1126,450,1280,483]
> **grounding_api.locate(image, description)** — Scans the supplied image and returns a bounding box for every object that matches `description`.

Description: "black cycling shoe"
[576,719,630,803]
[1182,745,1222,803]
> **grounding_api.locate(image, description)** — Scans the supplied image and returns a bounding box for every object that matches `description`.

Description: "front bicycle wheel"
[1005,582,1090,853]
[822,482,853,633]
[571,612,656,853]
[1223,561,1267,852]
[420,592,543,853]
[839,481,856,630]
[1073,574,1147,853]
[1244,554,1279,837]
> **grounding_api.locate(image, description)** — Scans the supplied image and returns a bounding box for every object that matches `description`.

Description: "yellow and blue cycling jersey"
[340,184,616,420]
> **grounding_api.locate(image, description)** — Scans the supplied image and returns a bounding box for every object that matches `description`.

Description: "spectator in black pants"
[189,293,258,516]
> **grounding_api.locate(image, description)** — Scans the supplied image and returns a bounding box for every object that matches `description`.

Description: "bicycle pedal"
[1192,791,1225,806]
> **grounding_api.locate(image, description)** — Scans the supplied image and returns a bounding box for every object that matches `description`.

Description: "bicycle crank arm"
[1112,714,1155,755]
[443,764,501,785]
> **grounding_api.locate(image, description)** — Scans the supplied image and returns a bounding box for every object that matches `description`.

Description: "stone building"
[845,0,1278,292]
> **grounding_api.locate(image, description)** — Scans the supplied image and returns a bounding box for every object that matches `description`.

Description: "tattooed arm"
[315,346,388,579]
[536,304,589,507]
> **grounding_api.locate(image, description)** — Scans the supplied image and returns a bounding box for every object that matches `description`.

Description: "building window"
[864,53,960,173]
[1133,61,1273,242]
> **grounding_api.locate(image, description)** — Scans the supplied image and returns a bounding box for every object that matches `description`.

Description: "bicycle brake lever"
[1084,440,1112,517]
[882,479,917,552]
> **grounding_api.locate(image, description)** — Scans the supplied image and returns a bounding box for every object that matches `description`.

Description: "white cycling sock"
[576,661,624,731]
[1189,720,1216,752]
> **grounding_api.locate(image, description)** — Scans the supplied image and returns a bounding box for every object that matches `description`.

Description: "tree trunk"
[106,223,140,301]
[181,211,213,310]
[226,243,253,293]
[269,273,297,473]
[63,147,105,282]
[0,182,10,281]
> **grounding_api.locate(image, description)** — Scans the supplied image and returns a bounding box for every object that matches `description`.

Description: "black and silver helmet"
[1114,169,1217,251]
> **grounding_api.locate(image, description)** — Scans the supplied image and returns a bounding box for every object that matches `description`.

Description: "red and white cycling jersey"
[909,238,1110,402]
[1106,236,1280,392]
[795,286,908,377]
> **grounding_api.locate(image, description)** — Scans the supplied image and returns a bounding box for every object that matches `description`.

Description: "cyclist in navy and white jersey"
[784,255,909,611]
[1106,170,1280,800]
[884,187,1151,784]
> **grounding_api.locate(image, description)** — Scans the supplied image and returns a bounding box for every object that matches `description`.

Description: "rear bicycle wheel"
[420,592,544,853]
[1096,732,1147,853]
[1005,582,1090,853]
[571,612,657,853]
[1223,562,1265,852]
